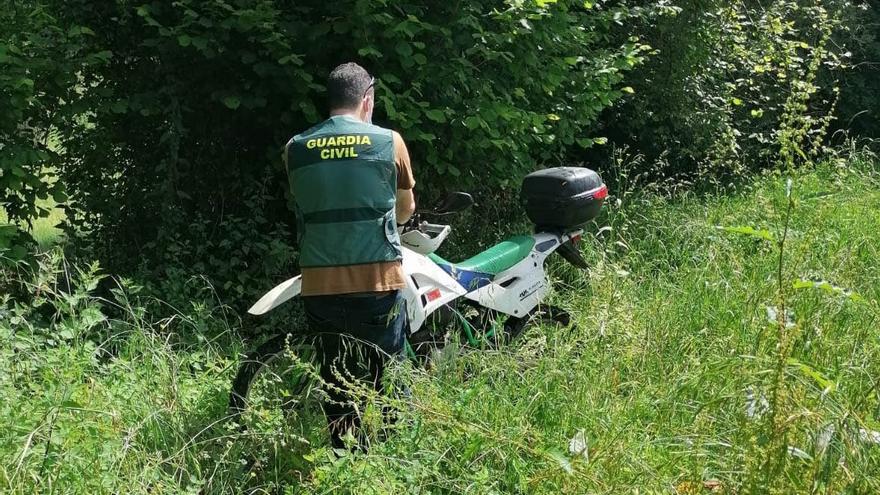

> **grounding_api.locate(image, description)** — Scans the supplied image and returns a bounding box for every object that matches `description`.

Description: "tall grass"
[2,154,879,493]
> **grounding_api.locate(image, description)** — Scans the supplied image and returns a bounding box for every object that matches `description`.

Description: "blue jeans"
[302,290,407,448]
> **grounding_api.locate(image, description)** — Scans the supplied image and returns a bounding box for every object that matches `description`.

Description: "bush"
[596,0,862,177]
[42,0,666,301]
[9,0,877,306]
[0,3,106,264]
[835,1,880,139]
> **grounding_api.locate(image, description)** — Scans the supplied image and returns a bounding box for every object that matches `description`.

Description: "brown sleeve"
[392,131,415,190]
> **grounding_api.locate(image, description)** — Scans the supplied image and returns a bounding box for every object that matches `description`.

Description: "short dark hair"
[327,62,372,111]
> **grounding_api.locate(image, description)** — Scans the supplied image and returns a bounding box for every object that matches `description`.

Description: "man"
[284,62,415,448]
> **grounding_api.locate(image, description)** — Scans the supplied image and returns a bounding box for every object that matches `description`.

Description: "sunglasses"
[363,77,376,98]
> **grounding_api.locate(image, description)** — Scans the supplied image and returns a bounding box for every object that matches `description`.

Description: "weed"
[2,158,879,493]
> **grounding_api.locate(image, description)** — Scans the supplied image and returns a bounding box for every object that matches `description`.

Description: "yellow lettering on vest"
[316,138,327,148]
[326,147,358,159]
[347,135,356,145]
[361,135,371,146]
[306,139,316,149]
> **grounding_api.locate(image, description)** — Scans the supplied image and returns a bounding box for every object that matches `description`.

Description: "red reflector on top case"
[426,288,442,302]
[593,185,609,200]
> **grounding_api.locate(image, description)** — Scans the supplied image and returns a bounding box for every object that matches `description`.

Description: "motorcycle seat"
[428,235,535,291]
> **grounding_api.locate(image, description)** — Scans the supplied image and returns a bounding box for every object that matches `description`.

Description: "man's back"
[286,114,414,296]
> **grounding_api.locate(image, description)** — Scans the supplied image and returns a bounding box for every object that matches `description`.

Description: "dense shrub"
[596,0,871,177]
[835,0,880,139]
[45,0,664,301]
[5,0,877,305]
[0,3,105,265]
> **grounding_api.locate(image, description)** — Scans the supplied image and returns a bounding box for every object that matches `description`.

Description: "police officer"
[284,62,416,448]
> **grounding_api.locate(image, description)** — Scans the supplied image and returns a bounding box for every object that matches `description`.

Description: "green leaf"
[278,54,302,66]
[191,37,208,51]
[111,100,128,114]
[786,358,836,393]
[792,279,862,302]
[0,224,19,243]
[357,46,383,58]
[464,116,482,130]
[425,109,446,122]
[69,25,96,37]
[177,34,191,47]
[222,96,241,110]
[395,42,413,57]
[717,225,775,242]
[547,449,573,474]
[621,86,635,94]
[79,306,107,330]
[93,51,113,62]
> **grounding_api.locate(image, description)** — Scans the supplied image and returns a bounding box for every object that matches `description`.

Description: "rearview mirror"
[432,192,474,215]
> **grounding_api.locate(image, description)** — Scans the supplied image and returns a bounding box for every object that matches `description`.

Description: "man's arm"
[393,131,416,224]
[396,188,415,224]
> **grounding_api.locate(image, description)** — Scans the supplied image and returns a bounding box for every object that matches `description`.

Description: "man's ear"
[360,95,374,122]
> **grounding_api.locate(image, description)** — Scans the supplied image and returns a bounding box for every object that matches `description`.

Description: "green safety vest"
[286,115,402,268]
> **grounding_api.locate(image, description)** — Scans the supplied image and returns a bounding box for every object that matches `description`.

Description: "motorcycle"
[228,167,607,428]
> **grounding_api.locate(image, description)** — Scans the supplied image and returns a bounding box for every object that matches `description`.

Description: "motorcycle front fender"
[247,275,302,315]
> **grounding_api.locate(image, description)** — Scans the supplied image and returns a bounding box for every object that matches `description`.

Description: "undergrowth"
[2,153,879,494]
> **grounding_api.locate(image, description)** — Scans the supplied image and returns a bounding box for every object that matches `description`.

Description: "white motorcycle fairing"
[464,231,577,318]
[247,229,581,334]
[400,247,467,331]
[247,246,466,334]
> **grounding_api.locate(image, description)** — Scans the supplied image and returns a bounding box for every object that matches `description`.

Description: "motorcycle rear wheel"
[228,333,326,438]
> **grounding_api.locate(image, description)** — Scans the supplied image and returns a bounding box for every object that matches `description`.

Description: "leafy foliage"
[40,0,661,297]
[598,0,868,176]
[6,0,875,302]
[0,3,105,264]
[835,1,880,139]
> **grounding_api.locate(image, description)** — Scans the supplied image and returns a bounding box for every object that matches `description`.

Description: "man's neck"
[329,109,362,121]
